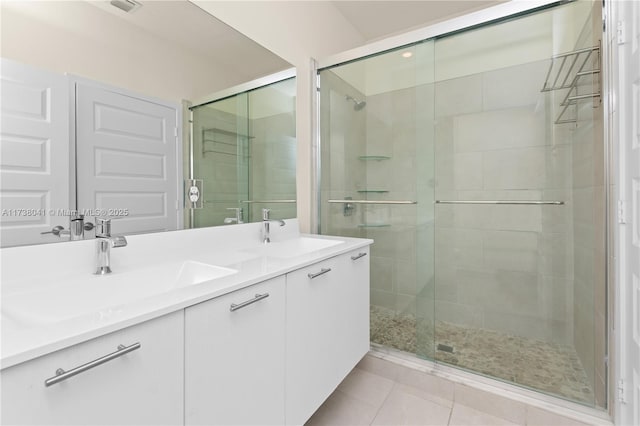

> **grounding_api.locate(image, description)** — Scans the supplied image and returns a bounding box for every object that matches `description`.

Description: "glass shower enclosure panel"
[245,78,297,221]
[318,0,605,410]
[191,93,250,227]
[318,41,436,360]
[431,0,604,407]
[189,77,297,227]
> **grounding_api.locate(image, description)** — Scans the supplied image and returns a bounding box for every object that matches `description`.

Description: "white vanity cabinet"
[285,248,370,425]
[184,276,286,426]
[0,311,184,426]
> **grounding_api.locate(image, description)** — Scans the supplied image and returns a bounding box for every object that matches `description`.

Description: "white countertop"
[0,220,372,369]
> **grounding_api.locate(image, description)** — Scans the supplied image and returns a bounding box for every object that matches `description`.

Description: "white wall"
[192,1,367,232]
[0,1,266,103]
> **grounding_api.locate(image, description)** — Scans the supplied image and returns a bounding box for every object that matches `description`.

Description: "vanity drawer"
[1,311,184,426]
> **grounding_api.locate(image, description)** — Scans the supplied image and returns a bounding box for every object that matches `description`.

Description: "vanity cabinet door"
[285,248,370,425]
[185,276,286,426]
[0,311,184,425]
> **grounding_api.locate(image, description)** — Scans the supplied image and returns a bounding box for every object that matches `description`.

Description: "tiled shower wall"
[364,86,434,318]
[433,60,576,345]
[320,72,367,238]
[320,76,434,323]
[192,103,296,226]
[249,112,297,221]
[571,3,606,405]
[192,106,248,227]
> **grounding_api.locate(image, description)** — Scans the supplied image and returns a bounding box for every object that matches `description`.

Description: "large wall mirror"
[0,0,296,248]
[188,76,297,229]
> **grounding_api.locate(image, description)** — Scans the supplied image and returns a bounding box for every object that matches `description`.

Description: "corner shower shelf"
[541,45,601,125]
[358,156,391,161]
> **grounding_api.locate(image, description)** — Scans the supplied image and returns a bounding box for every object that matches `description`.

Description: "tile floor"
[306,354,610,426]
[370,306,595,404]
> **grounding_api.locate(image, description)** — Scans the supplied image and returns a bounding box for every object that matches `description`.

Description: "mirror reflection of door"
[75,81,180,235]
[0,59,70,247]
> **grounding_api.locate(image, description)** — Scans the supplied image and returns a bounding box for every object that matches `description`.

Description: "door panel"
[76,83,179,234]
[0,59,70,247]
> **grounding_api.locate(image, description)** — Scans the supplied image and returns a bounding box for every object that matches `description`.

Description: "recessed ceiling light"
[401,51,413,58]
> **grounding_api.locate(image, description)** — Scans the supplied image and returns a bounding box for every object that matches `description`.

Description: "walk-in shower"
[318,0,606,409]
[187,75,297,228]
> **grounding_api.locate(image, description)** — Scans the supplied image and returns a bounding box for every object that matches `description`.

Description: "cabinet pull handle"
[308,268,332,279]
[351,252,367,261]
[230,293,270,312]
[44,342,141,387]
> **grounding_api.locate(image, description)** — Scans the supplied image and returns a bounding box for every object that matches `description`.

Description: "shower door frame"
[313,0,614,417]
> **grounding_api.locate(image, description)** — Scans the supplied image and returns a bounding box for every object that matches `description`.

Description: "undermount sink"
[173,260,236,287]
[1,261,237,328]
[244,237,344,259]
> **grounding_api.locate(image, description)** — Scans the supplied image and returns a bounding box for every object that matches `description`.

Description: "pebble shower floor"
[370,306,595,404]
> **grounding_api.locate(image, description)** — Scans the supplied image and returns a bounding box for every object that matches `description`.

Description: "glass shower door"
[318,41,436,360]
[189,77,297,227]
[431,0,603,407]
[318,0,604,409]
[191,93,249,227]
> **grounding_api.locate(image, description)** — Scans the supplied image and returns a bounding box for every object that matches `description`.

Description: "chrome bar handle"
[328,200,416,205]
[308,268,332,279]
[351,252,367,261]
[241,200,296,204]
[44,342,141,387]
[435,200,564,205]
[230,293,270,312]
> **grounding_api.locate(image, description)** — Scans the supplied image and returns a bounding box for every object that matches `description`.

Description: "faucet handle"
[262,208,271,221]
[227,207,243,223]
[41,225,65,236]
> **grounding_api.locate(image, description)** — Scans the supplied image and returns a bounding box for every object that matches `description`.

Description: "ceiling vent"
[109,0,142,14]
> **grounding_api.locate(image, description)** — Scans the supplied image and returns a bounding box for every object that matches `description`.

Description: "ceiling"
[2,0,511,94]
[88,0,291,81]
[331,1,506,42]
[85,0,506,80]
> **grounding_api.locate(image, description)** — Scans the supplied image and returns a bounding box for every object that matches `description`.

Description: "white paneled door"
[617,0,640,425]
[76,83,180,235]
[0,59,70,247]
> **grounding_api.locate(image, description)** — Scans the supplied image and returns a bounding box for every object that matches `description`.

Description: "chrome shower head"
[345,94,366,111]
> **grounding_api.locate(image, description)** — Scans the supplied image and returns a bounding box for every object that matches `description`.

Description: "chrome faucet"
[41,211,93,240]
[95,218,127,275]
[69,211,94,241]
[262,208,285,244]
[224,207,244,224]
